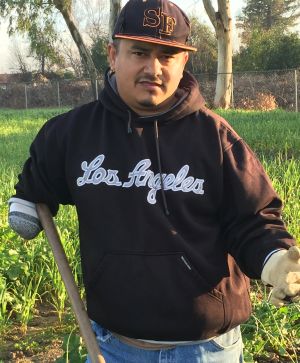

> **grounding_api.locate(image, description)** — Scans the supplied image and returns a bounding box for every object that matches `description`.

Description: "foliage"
[0,0,98,89]
[237,0,300,44]
[0,1,53,35]
[239,92,277,111]
[242,282,300,362]
[234,29,300,71]
[91,35,109,73]
[28,22,65,75]
[55,331,87,363]
[186,17,217,74]
[0,0,63,74]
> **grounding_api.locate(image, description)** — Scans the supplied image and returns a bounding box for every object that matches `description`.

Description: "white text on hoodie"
[77,154,205,205]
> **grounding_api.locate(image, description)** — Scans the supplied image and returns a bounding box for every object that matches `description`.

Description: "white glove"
[261,246,300,307]
[8,197,42,240]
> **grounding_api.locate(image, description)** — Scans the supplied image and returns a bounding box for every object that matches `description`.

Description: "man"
[8,0,300,362]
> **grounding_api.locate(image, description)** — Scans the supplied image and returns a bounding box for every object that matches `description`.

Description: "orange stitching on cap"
[143,8,176,36]
[114,35,197,51]
[143,8,161,28]
[159,12,176,35]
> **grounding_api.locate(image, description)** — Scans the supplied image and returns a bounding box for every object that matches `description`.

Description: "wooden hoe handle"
[36,203,105,363]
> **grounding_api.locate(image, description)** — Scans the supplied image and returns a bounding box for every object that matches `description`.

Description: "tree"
[28,22,65,75]
[268,32,300,70]
[9,39,31,75]
[73,0,109,42]
[74,0,110,75]
[0,0,98,98]
[91,35,109,73]
[237,0,300,44]
[234,30,300,71]
[186,17,217,74]
[52,0,98,96]
[56,0,110,78]
[202,0,233,108]
[59,39,84,78]
[109,0,121,42]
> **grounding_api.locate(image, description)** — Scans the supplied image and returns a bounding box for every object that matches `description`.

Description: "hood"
[99,69,206,127]
[99,69,206,217]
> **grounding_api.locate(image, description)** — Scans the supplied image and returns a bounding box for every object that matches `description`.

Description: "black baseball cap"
[112,0,197,51]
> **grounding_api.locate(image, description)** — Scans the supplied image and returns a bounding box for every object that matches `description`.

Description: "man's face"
[108,39,189,115]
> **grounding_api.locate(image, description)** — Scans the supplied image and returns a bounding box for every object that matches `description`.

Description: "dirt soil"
[0,305,67,363]
[1,304,299,363]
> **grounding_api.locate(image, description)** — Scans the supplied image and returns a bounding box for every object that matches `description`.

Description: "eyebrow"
[130,45,152,52]
[129,44,183,54]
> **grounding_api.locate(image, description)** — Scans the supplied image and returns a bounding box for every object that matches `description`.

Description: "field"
[0,108,299,363]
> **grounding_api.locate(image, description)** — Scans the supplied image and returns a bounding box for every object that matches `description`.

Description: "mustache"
[136,76,163,86]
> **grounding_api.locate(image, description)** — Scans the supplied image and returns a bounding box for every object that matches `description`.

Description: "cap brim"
[114,34,197,52]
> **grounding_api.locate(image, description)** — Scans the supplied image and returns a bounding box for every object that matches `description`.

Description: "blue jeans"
[87,322,243,363]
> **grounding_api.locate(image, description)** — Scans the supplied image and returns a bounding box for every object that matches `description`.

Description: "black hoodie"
[14,71,295,340]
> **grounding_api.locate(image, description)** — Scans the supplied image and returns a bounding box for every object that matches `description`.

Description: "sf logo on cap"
[143,8,176,36]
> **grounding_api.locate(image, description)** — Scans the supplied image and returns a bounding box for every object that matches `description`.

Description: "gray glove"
[8,197,42,240]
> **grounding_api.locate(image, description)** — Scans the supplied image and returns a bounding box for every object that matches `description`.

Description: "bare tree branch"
[9,39,30,73]
[202,0,217,30]
[74,0,108,42]
[59,38,83,77]
[53,0,98,97]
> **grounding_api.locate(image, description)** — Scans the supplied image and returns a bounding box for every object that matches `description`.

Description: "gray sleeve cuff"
[8,198,42,240]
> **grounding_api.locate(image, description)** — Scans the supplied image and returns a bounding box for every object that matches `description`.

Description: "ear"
[107,43,117,70]
[183,51,189,65]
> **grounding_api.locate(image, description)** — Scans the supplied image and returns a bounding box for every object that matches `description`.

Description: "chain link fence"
[195,69,299,111]
[0,78,104,109]
[0,69,299,111]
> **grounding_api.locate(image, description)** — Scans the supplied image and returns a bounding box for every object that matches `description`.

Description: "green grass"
[0,108,299,362]
[217,109,300,158]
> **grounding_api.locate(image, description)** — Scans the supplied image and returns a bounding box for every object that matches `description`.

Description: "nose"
[143,56,162,77]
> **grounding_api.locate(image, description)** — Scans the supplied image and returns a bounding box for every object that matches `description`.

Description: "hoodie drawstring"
[154,120,170,216]
[127,110,133,134]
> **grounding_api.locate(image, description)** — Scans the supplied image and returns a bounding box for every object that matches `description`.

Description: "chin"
[137,100,160,108]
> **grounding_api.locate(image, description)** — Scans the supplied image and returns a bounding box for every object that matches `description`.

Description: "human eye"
[160,54,175,63]
[164,54,175,59]
[132,51,146,57]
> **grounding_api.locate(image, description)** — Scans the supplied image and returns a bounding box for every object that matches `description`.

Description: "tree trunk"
[53,0,99,100]
[109,0,121,42]
[41,55,45,75]
[203,0,232,109]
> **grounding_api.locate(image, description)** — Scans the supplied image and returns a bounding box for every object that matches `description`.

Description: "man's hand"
[261,246,300,307]
[8,197,42,240]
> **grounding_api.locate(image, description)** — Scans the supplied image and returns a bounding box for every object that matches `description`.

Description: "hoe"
[36,203,105,363]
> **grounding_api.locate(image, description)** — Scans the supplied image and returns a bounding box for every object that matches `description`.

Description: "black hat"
[112,0,197,51]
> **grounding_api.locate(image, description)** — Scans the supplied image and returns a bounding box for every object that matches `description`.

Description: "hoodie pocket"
[87,252,225,340]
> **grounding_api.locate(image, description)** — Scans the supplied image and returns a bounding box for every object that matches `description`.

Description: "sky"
[0,0,245,74]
